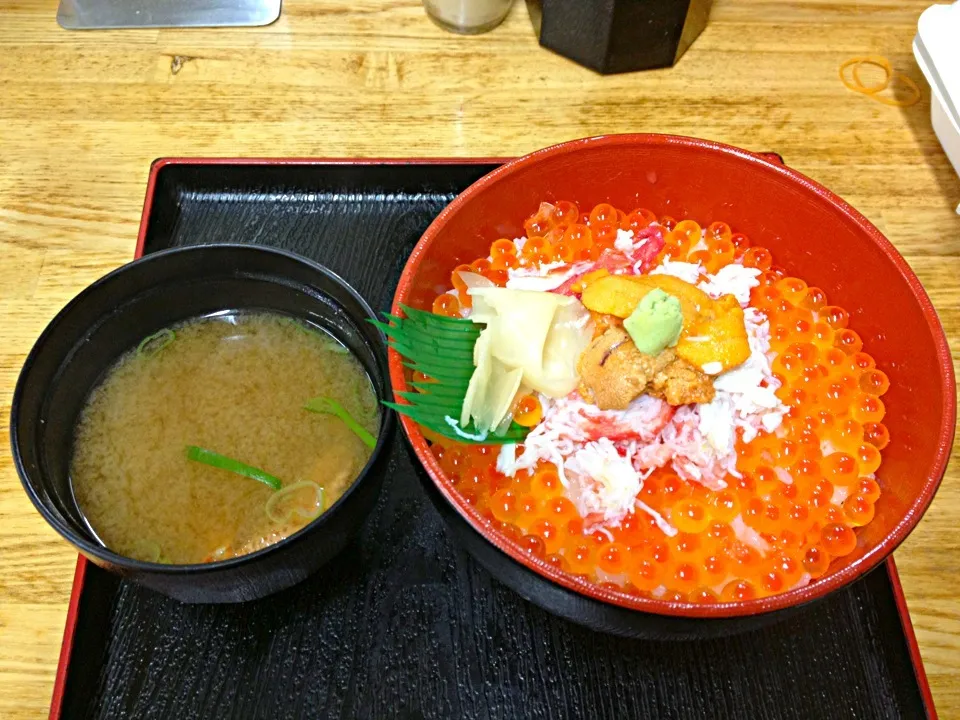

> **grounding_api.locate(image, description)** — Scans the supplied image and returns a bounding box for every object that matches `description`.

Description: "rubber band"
[839,56,892,94]
[870,72,922,107]
[839,56,922,108]
[851,57,892,94]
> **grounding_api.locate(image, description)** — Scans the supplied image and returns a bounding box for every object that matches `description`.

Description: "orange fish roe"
[425,201,887,603]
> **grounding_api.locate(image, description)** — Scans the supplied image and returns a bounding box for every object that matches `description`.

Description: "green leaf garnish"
[185,445,283,490]
[371,304,529,445]
[304,396,377,449]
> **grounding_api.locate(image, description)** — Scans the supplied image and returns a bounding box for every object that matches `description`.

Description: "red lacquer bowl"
[389,134,955,635]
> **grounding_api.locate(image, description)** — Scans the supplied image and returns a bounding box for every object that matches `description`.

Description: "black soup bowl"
[11,244,395,603]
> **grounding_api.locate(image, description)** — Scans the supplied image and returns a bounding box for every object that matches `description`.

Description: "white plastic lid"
[914,2,960,128]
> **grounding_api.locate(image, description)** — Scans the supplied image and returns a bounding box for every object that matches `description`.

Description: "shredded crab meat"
[565,438,651,527]
[505,394,674,475]
[731,514,772,554]
[495,259,787,534]
[650,260,703,284]
[698,264,763,307]
[552,226,666,295]
[506,261,593,292]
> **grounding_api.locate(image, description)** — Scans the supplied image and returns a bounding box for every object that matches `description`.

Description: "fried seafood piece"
[577,328,715,410]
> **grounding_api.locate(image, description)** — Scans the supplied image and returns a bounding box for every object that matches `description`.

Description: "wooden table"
[1,0,958,716]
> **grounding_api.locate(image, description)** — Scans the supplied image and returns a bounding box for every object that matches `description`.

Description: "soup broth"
[70,312,379,564]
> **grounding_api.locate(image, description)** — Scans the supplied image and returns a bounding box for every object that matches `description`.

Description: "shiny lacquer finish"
[390,134,956,625]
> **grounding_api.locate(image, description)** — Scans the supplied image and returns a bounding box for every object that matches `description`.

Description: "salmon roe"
[425,201,887,604]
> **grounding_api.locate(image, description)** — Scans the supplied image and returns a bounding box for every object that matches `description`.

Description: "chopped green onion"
[265,480,325,525]
[185,445,282,490]
[131,539,161,563]
[321,337,351,355]
[137,328,175,356]
[304,396,377,449]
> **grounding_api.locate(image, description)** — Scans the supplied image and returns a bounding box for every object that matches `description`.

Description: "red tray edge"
[887,558,939,719]
[48,156,939,720]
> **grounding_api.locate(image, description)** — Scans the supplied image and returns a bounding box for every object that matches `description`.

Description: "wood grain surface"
[0,0,957,717]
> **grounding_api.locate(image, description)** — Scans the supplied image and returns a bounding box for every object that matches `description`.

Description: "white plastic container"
[913,2,960,184]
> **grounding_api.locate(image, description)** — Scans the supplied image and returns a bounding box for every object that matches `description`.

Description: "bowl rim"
[389,132,957,618]
[11,243,395,575]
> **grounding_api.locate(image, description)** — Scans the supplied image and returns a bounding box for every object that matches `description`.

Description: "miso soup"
[70,312,379,564]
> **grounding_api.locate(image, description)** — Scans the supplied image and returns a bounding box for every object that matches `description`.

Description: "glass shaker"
[423,0,513,34]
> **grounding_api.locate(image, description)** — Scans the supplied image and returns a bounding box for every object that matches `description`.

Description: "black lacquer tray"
[50,159,936,720]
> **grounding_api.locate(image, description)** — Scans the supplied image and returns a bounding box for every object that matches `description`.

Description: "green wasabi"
[624,288,683,355]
